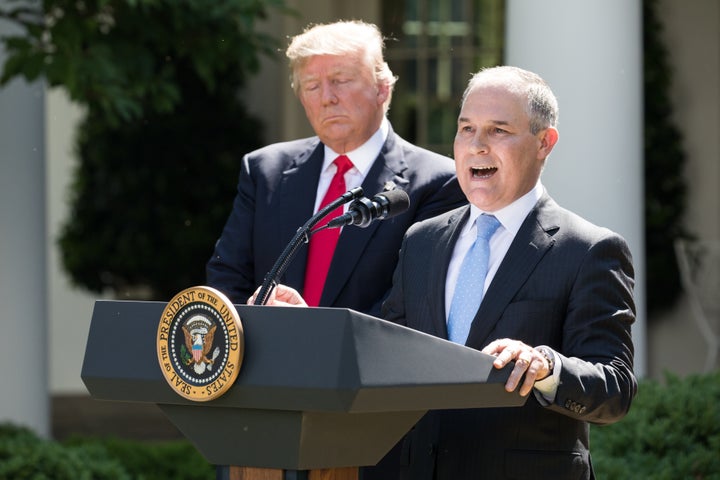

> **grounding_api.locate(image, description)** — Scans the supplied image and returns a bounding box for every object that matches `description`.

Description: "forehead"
[459,84,529,123]
[298,54,365,79]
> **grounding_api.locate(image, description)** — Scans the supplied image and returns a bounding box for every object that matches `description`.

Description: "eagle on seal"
[182,323,218,374]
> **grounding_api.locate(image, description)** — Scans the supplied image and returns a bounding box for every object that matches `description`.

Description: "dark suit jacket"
[206,125,466,316]
[378,192,637,480]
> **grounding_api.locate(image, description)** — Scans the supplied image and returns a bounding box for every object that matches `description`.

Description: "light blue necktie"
[447,214,501,345]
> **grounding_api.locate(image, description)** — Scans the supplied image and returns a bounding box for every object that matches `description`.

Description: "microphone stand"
[254,187,364,306]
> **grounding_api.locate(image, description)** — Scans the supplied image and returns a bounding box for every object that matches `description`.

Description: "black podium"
[82,300,526,479]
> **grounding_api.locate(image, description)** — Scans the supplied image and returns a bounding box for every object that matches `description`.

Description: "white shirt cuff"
[533,347,560,404]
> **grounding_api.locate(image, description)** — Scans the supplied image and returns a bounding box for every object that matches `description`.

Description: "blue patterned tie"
[447,214,501,344]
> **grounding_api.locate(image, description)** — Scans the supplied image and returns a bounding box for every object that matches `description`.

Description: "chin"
[471,198,503,212]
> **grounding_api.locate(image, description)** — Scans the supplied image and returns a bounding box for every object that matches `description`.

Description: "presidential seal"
[157,286,244,401]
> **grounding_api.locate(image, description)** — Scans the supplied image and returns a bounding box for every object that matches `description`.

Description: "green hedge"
[2,372,719,478]
[0,425,213,479]
[591,371,720,479]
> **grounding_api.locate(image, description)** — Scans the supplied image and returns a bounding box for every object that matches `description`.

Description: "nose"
[320,81,338,105]
[470,132,489,154]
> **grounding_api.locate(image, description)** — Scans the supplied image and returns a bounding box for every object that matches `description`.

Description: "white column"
[506,0,646,376]
[0,21,49,434]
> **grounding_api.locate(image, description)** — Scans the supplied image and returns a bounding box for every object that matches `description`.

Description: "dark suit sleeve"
[206,154,257,304]
[547,231,637,425]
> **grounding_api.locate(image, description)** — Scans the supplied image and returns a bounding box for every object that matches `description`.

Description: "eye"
[302,82,319,92]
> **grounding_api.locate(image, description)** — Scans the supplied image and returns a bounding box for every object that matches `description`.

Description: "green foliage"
[64,436,215,480]
[0,424,214,479]
[1,0,286,300]
[592,371,720,479]
[0,424,130,479]
[643,0,691,313]
[0,0,284,125]
[57,72,264,299]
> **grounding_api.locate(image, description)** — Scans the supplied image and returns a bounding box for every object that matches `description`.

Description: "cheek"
[352,87,382,109]
[453,138,468,161]
[299,96,315,114]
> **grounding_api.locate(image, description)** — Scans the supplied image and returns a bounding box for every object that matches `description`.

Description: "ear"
[376,81,390,105]
[537,127,559,158]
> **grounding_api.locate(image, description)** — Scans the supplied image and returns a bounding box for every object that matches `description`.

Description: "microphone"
[327,189,410,228]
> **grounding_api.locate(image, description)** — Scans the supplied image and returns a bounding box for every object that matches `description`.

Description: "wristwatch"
[535,346,555,372]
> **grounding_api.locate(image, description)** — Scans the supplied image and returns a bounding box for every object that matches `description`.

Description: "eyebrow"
[457,117,511,126]
[299,74,319,83]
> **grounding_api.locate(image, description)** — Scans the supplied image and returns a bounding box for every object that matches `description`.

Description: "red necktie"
[303,155,354,306]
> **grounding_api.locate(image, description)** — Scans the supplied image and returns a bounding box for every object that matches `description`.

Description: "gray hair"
[461,66,559,134]
[285,20,397,112]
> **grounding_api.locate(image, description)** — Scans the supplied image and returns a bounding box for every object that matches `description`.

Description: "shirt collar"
[465,181,544,237]
[322,118,389,176]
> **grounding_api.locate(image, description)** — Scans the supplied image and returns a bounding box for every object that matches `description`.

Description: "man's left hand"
[481,339,551,397]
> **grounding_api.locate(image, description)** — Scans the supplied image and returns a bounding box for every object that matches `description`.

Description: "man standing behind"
[207,20,465,315]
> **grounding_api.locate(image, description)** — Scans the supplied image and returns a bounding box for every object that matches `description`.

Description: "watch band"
[536,346,555,372]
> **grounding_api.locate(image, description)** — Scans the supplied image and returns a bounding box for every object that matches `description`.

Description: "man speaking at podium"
[255,66,637,480]
[206,20,465,317]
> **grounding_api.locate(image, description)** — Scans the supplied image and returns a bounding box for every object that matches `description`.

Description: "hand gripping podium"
[82,299,526,479]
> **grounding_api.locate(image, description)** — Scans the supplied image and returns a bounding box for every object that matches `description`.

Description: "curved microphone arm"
[254,187,364,306]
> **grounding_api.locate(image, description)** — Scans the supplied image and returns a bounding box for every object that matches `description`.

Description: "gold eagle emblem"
[182,315,220,374]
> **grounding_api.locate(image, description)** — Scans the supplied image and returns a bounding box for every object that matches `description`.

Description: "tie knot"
[476,214,501,240]
[334,155,353,176]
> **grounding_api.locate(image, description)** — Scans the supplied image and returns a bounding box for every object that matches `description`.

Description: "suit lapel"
[278,143,324,289]
[465,196,558,348]
[320,129,410,306]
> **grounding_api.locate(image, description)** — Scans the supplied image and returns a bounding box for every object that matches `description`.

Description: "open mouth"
[471,166,497,178]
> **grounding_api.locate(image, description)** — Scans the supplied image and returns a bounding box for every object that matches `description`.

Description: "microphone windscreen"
[380,189,410,218]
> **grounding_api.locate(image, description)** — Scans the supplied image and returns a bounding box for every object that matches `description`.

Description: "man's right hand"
[248,284,308,307]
